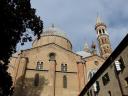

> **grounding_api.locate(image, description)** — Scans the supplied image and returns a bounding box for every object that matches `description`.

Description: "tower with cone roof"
[95,16,112,59]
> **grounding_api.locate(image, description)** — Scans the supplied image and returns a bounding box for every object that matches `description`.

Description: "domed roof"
[41,25,67,39]
[32,25,72,50]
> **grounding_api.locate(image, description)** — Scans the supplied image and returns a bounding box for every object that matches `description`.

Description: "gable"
[22,43,81,59]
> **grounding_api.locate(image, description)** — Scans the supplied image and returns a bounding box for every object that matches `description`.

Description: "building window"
[108,91,111,96]
[99,29,102,35]
[102,29,105,34]
[94,61,99,65]
[87,91,90,96]
[63,75,67,88]
[89,89,93,96]
[115,60,122,72]
[34,73,39,86]
[86,90,93,96]
[36,61,43,70]
[94,81,100,93]
[49,52,56,60]
[119,57,125,72]
[88,70,97,80]
[61,64,67,72]
[102,73,110,86]
[89,72,93,79]
[125,77,128,86]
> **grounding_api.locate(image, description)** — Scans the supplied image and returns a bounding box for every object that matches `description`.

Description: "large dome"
[41,26,67,38]
[32,26,72,50]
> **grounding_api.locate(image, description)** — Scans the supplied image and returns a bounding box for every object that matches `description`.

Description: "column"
[49,59,56,96]
[21,57,28,86]
[77,61,85,92]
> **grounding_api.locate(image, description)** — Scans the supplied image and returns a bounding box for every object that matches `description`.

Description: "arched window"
[99,29,102,35]
[102,73,110,86]
[61,64,67,72]
[89,72,93,79]
[36,61,43,70]
[94,61,99,65]
[49,52,56,60]
[93,81,100,93]
[88,70,97,80]
[102,29,105,34]
[34,73,39,86]
[63,75,67,88]
[108,91,111,96]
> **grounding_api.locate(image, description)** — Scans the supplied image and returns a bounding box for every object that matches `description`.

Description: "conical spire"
[96,15,102,24]
[95,15,106,30]
[83,42,90,52]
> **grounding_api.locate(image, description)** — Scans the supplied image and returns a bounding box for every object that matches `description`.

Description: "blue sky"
[17,0,128,52]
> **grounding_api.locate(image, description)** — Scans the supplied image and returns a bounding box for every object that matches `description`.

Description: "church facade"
[8,17,112,96]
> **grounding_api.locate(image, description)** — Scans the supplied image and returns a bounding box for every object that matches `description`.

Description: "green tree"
[0,0,43,95]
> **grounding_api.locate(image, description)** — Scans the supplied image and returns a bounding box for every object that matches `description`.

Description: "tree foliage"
[0,0,43,95]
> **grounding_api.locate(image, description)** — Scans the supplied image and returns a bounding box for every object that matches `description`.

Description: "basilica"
[8,16,112,96]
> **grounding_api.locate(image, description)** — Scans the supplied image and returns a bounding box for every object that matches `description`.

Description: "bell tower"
[95,16,112,59]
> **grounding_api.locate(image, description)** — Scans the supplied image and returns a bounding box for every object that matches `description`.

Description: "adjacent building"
[79,34,128,96]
